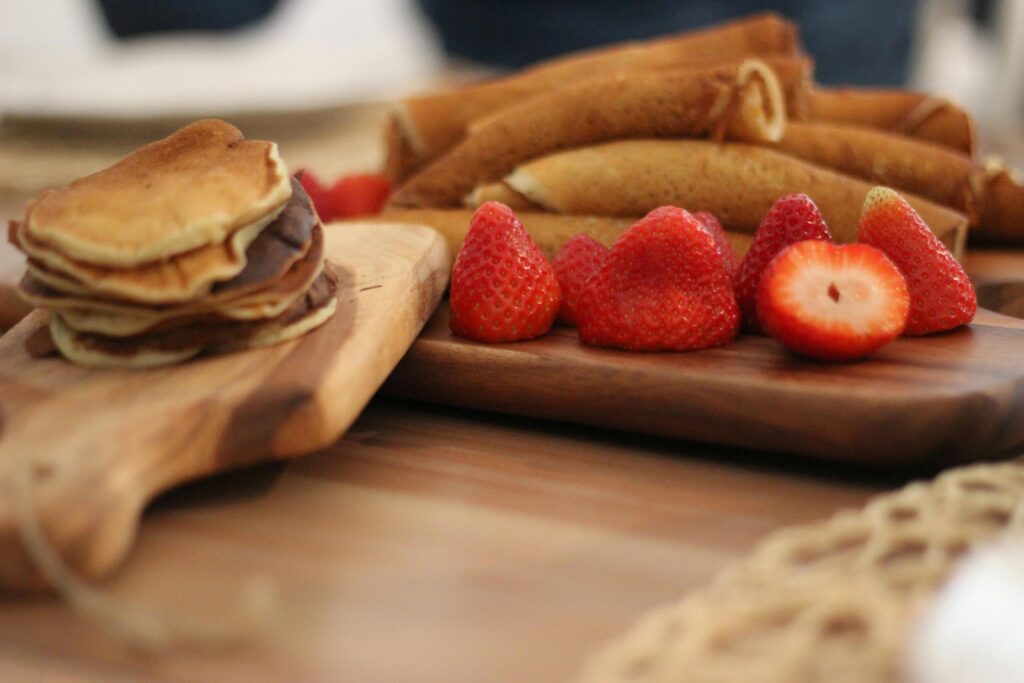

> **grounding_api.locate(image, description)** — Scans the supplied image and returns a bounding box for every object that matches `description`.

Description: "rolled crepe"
[974,161,1024,244]
[809,87,976,157]
[375,209,754,264]
[478,139,968,259]
[390,59,798,208]
[394,13,801,166]
[772,121,1024,241]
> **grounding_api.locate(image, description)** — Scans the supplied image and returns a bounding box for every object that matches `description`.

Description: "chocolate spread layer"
[19,176,318,309]
[64,268,338,356]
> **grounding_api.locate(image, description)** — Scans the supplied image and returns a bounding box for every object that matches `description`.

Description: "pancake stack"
[10,119,338,368]
[382,13,1024,256]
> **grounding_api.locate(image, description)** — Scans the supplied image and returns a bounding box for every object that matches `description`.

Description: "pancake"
[389,59,804,208]
[23,119,292,267]
[49,269,338,369]
[21,223,325,337]
[12,177,313,304]
[478,139,968,257]
[18,178,317,309]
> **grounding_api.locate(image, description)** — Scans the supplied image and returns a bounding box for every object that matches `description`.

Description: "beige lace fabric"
[580,460,1024,683]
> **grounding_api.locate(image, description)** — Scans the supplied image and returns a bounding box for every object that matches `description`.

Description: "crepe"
[375,209,754,262]
[49,270,338,368]
[392,13,801,173]
[773,121,1024,241]
[390,59,805,208]
[474,139,968,257]
[12,178,316,305]
[22,119,292,267]
[809,87,976,157]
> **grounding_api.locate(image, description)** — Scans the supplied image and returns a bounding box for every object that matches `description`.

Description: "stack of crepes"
[381,13,1024,259]
[9,120,338,368]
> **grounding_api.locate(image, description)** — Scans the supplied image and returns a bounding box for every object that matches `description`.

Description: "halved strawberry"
[735,194,833,331]
[553,234,607,326]
[577,206,739,351]
[694,211,739,278]
[297,169,330,221]
[449,202,560,342]
[858,186,976,335]
[757,240,909,361]
[325,174,392,218]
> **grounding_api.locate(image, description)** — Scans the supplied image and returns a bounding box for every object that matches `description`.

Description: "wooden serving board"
[384,300,1024,468]
[0,223,449,589]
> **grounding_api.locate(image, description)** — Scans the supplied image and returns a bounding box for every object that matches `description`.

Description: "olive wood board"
[0,223,450,589]
[384,299,1024,467]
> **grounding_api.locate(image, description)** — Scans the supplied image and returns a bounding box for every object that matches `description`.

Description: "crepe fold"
[772,121,1024,241]
[469,139,968,259]
[389,13,802,176]
[809,87,976,157]
[375,209,753,263]
[390,59,806,208]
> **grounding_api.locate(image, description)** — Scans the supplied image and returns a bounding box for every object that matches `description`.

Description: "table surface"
[0,111,1021,683]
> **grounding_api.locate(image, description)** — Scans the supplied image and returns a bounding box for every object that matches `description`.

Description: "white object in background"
[0,0,443,120]
[905,538,1024,683]
[911,0,1024,130]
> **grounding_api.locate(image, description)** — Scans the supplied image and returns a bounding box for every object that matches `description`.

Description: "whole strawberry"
[735,194,832,331]
[858,186,976,335]
[450,202,560,342]
[757,240,910,361]
[577,206,739,351]
[553,234,607,326]
[694,211,740,278]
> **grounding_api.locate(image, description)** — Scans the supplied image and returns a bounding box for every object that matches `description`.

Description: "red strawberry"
[694,211,739,277]
[576,206,739,351]
[735,194,832,331]
[297,169,331,221]
[553,234,607,325]
[757,240,909,361]
[858,187,976,335]
[325,174,392,218]
[449,202,560,342]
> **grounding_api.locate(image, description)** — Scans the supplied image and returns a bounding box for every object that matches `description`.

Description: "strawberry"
[449,202,560,342]
[858,187,976,335]
[297,169,331,221]
[694,211,739,277]
[576,206,739,351]
[757,240,909,361]
[553,234,607,326]
[325,174,392,218]
[735,194,832,331]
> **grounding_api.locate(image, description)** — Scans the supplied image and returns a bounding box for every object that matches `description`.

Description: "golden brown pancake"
[23,119,291,267]
[49,269,338,368]
[21,222,325,337]
[17,178,317,308]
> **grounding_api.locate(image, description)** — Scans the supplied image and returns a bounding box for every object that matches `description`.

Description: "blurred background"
[0,0,1022,185]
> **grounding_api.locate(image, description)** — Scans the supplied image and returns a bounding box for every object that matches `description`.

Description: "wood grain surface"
[385,301,1024,466]
[0,223,449,589]
[0,398,888,683]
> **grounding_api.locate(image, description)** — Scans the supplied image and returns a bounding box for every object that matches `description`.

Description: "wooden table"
[0,398,889,682]
[0,111,1017,682]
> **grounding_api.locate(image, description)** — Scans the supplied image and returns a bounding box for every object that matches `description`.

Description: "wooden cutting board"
[384,296,1024,468]
[0,223,449,589]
